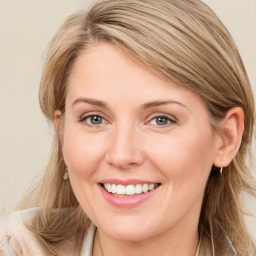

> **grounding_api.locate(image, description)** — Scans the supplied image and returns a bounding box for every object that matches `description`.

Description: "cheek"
[146,131,215,220]
[62,128,106,178]
[147,130,215,182]
[61,127,107,215]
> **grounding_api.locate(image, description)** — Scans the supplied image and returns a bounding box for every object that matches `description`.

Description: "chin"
[107,227,153,242]
[97,216,162,242]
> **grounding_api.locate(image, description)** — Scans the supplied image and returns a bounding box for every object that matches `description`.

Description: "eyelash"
[147,114,177,127]
[79,113,177,128]
[79,113,108,127]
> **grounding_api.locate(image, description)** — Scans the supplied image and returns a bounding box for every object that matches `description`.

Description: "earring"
[63,168,69,181]
[220,167,223,175]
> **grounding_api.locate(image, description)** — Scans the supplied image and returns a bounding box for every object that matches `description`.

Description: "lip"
[99,179,158,185]
[98,179,161,208]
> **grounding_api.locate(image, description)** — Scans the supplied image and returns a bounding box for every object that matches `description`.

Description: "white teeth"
[126,185,135,195]
[104,183,112,193]
[149,184,154,191]
[116,185,126,195]
[142,184,148,193]
[135,184,143,194]
[111,184,117,193]
[103,183,158,196]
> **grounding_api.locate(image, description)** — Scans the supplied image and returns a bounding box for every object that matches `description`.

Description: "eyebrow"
[142,100,188,109]
[72,97,187,109]
[72,98,109,108]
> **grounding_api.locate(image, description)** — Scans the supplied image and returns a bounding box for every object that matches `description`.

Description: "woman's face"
[59,42,221,242]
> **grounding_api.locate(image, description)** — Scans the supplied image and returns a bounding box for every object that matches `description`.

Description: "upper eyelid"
[146,113,177,122]
[80,111,107,120]
[82,114,105,121]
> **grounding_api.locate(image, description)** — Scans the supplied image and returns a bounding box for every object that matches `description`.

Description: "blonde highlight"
[19,1,255,255]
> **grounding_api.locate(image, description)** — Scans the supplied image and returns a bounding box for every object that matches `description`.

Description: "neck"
[93,225,199,256]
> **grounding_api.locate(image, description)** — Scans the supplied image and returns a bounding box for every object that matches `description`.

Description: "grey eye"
[149,116,172,126]
[155,117,169,125]
[86,115,103,125]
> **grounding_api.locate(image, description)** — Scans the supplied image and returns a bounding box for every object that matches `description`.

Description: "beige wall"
[0,0,255,237]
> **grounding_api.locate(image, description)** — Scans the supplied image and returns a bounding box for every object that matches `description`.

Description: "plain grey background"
[0,0,255,238]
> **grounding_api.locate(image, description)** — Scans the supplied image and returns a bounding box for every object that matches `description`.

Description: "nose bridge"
[106,120,144,168]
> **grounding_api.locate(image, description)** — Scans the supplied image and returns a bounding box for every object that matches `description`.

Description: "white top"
[80,223,96,256]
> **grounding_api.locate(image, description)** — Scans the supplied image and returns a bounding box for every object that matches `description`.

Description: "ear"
[54,110,62,132]
[213,107,244,168]
[54,110,65,147]
[54,110,67,166]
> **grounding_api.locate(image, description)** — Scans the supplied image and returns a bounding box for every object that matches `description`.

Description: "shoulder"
[0,208,80,256]
[0,208,53,255]
[0,208,31,255]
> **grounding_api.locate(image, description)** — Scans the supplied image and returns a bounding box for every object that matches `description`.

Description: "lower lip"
[98,184,160,208]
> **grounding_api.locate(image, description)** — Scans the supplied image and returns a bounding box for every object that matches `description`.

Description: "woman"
[0,0,255,255]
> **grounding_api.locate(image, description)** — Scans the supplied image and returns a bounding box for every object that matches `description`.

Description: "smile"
[99,181,162,207]
[101,183,161,196]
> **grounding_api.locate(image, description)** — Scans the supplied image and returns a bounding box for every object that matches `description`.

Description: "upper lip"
[99,179,161,185]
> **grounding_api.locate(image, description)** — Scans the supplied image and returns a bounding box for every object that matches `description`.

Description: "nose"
[106,124,145,170]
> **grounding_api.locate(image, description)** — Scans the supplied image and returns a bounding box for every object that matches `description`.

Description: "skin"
[55,42,244,256]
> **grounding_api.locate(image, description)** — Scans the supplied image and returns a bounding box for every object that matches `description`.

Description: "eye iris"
[91,115,102,124]
[156,117,168,125]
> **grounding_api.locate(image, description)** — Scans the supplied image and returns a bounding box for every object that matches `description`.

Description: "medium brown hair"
[19,0,256,255]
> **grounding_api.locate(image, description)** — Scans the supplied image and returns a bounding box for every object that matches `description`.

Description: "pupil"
[156,117,167,125]
[91,116,102,124]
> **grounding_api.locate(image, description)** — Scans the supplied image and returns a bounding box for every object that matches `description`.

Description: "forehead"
[66,42,204,110]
